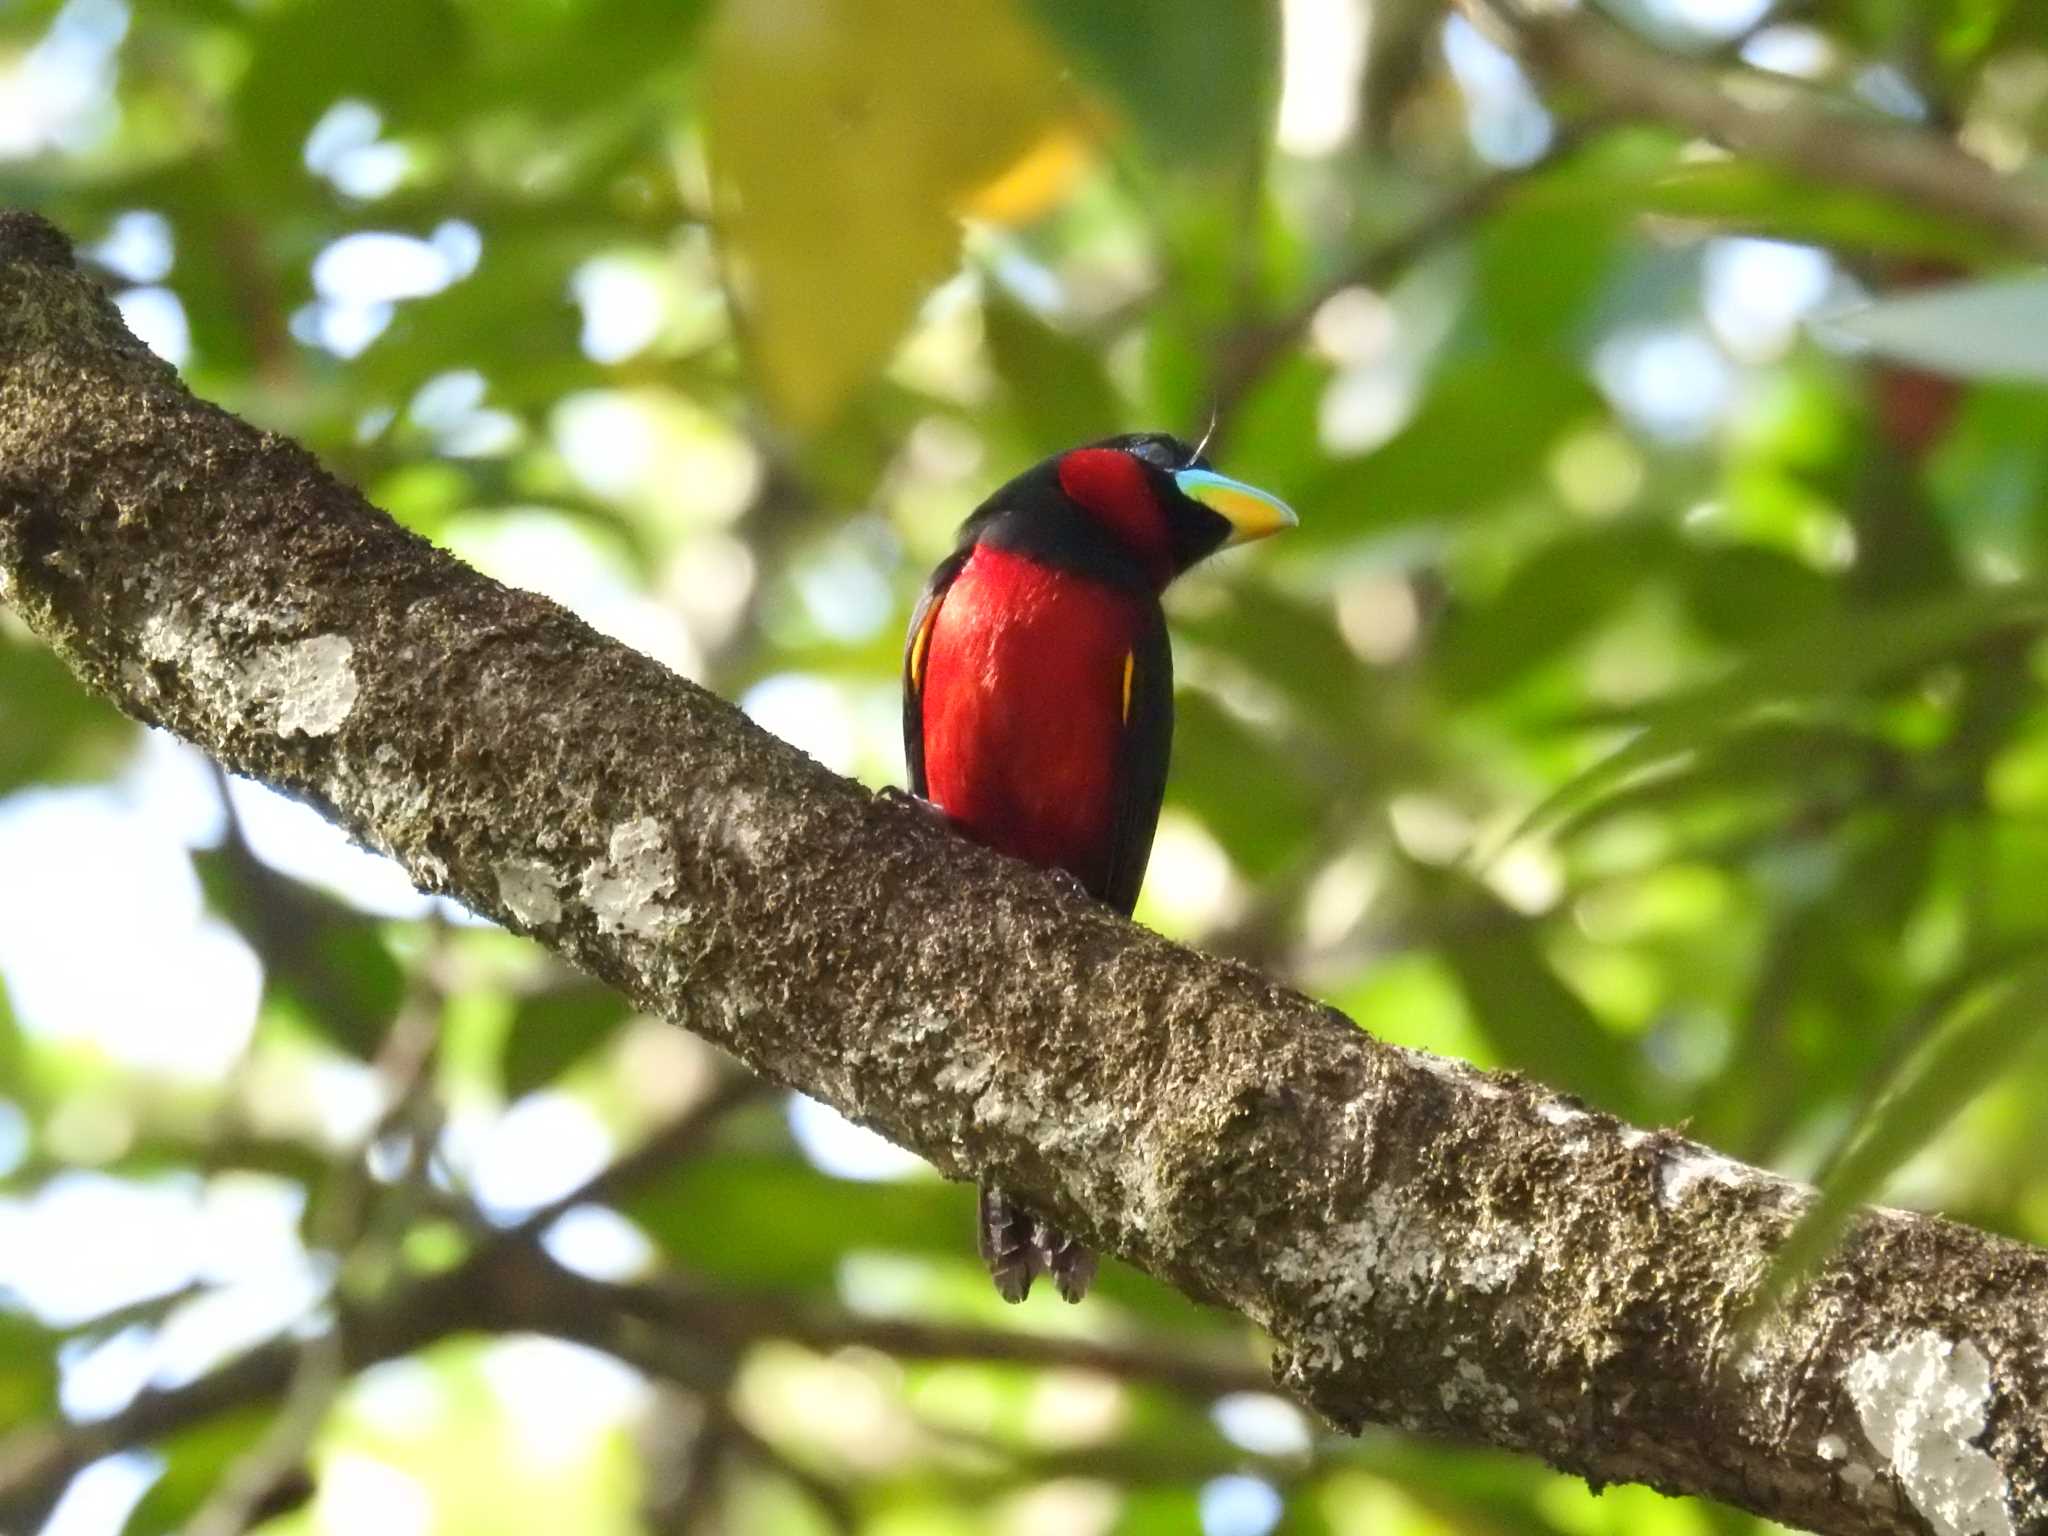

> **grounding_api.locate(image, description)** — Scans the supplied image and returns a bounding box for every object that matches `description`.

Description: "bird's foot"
[1037,1218,1097,1304]
[978,1184,1095,1304]
[979,1184,1039,1303]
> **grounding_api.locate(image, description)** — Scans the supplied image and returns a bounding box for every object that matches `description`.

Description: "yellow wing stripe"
[1122,651,1135,723]
[910,606,938,690]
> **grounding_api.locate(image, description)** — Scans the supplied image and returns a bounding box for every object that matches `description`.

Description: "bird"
[901,431,1296,1302]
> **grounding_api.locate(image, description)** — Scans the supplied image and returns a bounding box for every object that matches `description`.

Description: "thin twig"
[1204,120,1604,445]
[594,1275,1274,1401]
[510,1069,773,1242]
[178,923,448,1536]
[1461,0,2048,257]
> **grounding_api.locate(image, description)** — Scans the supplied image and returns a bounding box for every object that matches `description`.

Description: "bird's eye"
[1126,435,1186,471]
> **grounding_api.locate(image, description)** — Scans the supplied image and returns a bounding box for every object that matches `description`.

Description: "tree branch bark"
[1459,0,2048,261]
[2,209,2044,1536]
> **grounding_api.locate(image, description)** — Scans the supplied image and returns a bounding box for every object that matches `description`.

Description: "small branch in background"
[595,1276,1274,1401]
[1459,0,2048,258]
[204,759,401,1057]
[511,1069,774,1243]
[720,1413,860,1536]
[179,921,450,1536]
[9,208,2048,1536]
[641,1392,732,1536]
[1204,121,1603,445]
[215,211,298,395]
[179,1332,338,1536]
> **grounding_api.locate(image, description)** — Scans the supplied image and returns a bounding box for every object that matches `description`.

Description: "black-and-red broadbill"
[902,433,1296,1302]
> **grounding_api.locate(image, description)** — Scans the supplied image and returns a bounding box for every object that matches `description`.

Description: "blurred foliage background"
[5,0,2048,1532]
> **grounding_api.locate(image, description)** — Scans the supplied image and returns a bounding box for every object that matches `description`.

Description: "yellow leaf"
[961,123,1093,224]
[705,0,1094,429]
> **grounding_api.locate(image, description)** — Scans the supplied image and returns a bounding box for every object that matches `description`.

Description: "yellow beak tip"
[1174,468,1298,546]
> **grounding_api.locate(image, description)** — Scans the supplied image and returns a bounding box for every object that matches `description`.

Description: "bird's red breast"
[916,542,1141,895]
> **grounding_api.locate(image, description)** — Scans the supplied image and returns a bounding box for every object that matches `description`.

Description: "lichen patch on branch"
[1654,1144,1773,1207]
[6,206,2048,1536]
[497,858,565,928]
[136,608,359,738]
[1844,1332,2014,1536]
[248,633,359,736]
[580,816,678,938]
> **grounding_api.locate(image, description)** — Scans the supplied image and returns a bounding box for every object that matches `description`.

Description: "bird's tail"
[978,1183,1094,1303]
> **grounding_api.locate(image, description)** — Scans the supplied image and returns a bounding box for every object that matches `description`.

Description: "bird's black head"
[967,432,1296,591]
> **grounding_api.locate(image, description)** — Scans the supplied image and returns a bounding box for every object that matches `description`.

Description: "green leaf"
[1109,1485,1204,1535]
[1211,350,1331,500]
[0,1312,60,1436]
[414,0,710,128]
[501,984,632,1098]
[624,1156,969,1288]
[1635,161,2016,264]
[1749,956,2048,1320]
[1551,720,1890,844]
[1176,587,1374,730]
[1678,543,1839,646]
[1295,355,1601,545]
[232,0,467,191]
[1168,691,1318,879]
[0,976,21,1102]
[124,1410,286,1536]
[1474,195,1623,352]
[298,926,408,1060]
[348,224,600,409]
[194,848,405,1060]
[1024,0,1279,173]
[983,296,1124,456]
[0,637,133,791]
[1434,523,1679,700]
[1509,584,2047,844]
[1423,871,1642,1116]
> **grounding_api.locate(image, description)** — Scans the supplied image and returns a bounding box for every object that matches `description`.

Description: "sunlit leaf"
[1637,161,2015,265]
[1821,276,2048,384]
[1421,870,1642,1116]
[1509,585,2048,844]
[124,1410,290,1536]
[1750,956,2048,1321]
[704,0,1093,427]
[625,1155,968,1286]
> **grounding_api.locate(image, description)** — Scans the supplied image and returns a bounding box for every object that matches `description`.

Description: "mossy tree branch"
[3,210,2044,1536]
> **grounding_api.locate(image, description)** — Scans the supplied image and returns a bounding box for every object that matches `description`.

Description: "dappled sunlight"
[5,0,2048,1528]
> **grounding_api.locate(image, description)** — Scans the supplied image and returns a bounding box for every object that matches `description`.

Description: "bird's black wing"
[902,549,969,798]
[1100,602,1173,916]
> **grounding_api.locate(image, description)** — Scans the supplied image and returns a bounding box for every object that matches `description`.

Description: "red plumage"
[902,434,1293,1303]
[918,543,1138,892]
